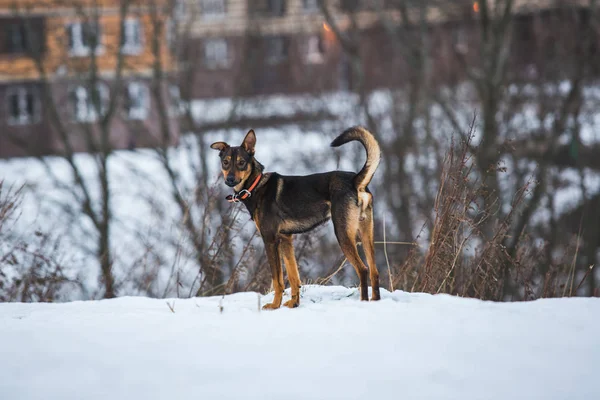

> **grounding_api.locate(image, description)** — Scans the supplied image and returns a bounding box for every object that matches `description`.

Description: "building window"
[201,0,227,19]
[265,36,288,64]
[303,0,319,13]
[125,82,150,120]
[122,18,143,55]
[340,0,359,12]
[67,21,103,57]
[6,86,39,125]
[6,23,29,54]
[166,18,176,48]
[453,26,468,54]
[267,0,286,16]
[204,38,230,69]
[305,35,325,63]
[70,84,109,122]
[169,85,185,115]
[338,54,351,91]
[173,0,187,20]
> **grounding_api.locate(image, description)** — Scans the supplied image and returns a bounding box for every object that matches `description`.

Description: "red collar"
[226,173,262,203]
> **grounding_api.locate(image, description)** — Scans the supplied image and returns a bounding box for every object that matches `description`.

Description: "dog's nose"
[225,176,236,186]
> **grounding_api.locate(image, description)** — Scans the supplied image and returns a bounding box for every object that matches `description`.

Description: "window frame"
[70,83,109,123]
[304,34,325,64]
[203,38,230,69]
[122,18,143,55]
[7,23,29,54]
[267,0,286,17]
[201,0,227,20]
[67,21,104,57]
[125,81,150,120]
[265,36,288,65]
[302,0,319,13]
[6,86,40,126]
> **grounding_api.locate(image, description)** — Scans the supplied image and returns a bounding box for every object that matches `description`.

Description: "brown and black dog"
[210,126,381,309]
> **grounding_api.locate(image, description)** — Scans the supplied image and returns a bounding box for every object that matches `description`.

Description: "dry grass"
[0,181,79,302]
[389,125,592,301]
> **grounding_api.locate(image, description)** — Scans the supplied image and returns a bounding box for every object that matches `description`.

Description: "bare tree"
[317,0,600,297]
[10,0,144,298]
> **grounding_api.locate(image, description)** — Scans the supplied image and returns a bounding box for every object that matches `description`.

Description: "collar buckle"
[226,174,262,203]
[237,189,251,199]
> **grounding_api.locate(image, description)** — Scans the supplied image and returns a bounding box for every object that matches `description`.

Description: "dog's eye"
[222,160,230,167]
[238,160,246,168]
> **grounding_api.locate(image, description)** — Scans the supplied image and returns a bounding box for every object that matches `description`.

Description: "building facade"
[0,0,594,158]
[0,0,179,158]
[176,0,594,99]
[174,0,345,99]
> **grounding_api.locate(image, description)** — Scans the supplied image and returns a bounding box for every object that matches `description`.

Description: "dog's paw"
[262,302,281,310]
[370,288,381,301]
[283,299,299,308]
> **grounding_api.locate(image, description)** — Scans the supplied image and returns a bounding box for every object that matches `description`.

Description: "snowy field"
[1,285,599,400]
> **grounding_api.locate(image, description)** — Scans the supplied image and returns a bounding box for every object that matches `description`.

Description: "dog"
[210,126,381,309]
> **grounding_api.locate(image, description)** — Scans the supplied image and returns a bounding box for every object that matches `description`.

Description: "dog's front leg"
[280,235,300,308]
[263,239,284,310]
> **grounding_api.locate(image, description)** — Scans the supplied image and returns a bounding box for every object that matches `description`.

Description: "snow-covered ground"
[1,285,599,400]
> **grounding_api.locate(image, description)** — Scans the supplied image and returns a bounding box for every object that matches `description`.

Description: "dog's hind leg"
[280,234,301,308]
[332,205,369,301]
[359,207,380,301]
[262,236,284,310]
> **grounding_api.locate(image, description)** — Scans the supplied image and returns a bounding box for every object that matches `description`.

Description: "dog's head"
[210,129,256,189]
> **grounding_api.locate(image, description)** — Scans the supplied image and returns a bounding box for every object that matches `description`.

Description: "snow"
[1,285,599,400]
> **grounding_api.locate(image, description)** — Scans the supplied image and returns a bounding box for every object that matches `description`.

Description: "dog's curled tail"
[331,126,381,191]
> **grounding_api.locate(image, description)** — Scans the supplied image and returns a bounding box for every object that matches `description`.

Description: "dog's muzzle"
[225,177,238,187]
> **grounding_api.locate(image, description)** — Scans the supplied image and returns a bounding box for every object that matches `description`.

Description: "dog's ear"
[241,129,256,155]
[210,142,229,152]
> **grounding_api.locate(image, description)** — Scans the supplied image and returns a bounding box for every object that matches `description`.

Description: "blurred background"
[0,0,599,301]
